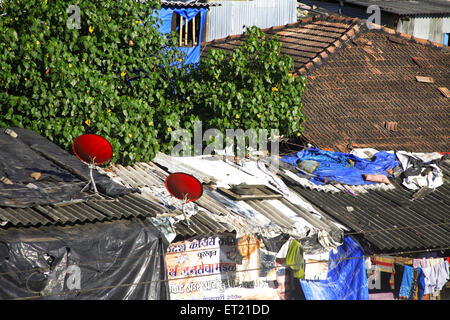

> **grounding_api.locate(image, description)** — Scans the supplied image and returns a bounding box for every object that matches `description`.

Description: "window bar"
[184,17,188,46]
[179,15,183,47]
[193,15,196,46]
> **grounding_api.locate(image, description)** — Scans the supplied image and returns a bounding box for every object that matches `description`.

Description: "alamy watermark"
[366,5,381,30]
[170,121,280,169]
[66,5,81,30]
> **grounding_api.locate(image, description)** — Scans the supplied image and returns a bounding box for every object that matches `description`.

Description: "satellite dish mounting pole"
[81,157,99,194]
[182,193,191,226]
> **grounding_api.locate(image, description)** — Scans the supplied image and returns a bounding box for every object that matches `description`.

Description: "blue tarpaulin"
[281,147,398,185]
[300,236,369,300]
[152,7,208,65]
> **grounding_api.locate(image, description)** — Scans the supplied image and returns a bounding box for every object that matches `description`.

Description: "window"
[171,12,201,47]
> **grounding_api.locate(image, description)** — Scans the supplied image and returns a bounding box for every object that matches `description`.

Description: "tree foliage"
[0,1,306,165]
[186,26,306,137]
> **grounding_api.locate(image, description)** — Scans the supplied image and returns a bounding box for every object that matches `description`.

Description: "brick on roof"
[201,15,450,153]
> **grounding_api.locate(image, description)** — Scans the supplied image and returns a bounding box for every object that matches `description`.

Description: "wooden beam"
[206,1,210,42]
[179,15,183,47]
[184,16,188,46]
[192,15,196,46]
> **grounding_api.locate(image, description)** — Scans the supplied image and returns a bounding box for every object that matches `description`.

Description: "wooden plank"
[206,0,210,42]
[184,16,188,46]
[179,15,183,47]
[193,15,196,46]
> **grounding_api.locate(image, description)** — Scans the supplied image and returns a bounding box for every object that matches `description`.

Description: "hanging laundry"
[399,265,425,300]
[285,239,305,279]
[435,260,449,292]
[373,255,395,273]
[276,238,305,279]
[281,147,398,186]
[395,151,444,190]
[300,237,369,300]
[412,257,448,296]
[413,257,443,269]
[422,265,437,295]
[394,256,413,265]
[303,253,329,281]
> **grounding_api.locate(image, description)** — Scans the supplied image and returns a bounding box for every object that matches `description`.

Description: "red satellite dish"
[165,172,203,203]
[73,134,113,165]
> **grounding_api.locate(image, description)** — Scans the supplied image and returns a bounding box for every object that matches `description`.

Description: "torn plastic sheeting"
[0,219,169,300]
[300,236,369,300]
[281,147,398,186]
[395,151,444,190]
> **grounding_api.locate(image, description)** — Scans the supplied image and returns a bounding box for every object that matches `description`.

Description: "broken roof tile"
[388,35,407,45]
[384,121,399,132]
[412,57,431,68]
[416,76,435,83]
[437,87,450,98]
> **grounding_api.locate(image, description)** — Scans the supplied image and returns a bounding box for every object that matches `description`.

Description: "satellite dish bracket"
[81,158,99,194]
[182,193,193,226]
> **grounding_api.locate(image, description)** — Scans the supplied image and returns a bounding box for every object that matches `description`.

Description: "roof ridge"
[295,16,363,76]
[365,22,446,50]
[204,13,360,45]
[204,15,364,77]
[294,16,447,77]
[203,14,446,78]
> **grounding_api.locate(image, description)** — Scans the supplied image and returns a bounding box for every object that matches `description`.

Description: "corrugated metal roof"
[0,127,170,229]
[0,193,167,228]
[207,0,297,41]
[343,0,450,16]
[100,162,250,237]
[104,155,346,244]
[173,210,236,237]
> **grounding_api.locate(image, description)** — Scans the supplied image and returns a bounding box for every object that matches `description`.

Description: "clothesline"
[367,253,449,300]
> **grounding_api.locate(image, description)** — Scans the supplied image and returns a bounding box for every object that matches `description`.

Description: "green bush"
[184,26,306,139]
[0,1,306,164]
[0,0,183,164]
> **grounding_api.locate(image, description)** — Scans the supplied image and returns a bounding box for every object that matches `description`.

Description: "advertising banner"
[166,234,300,300]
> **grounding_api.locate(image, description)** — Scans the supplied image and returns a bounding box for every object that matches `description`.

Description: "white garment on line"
[422,266,437,295]
[421,260,449,294]
[436,261,449,291]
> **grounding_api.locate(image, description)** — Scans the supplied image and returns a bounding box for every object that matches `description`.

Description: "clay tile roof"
[201,15,450,153]
[301,26,449,153]
[201,15,360,73]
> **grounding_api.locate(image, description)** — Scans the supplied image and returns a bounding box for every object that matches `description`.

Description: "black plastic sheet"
[0,218,169,300]
[0,127,136,208]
